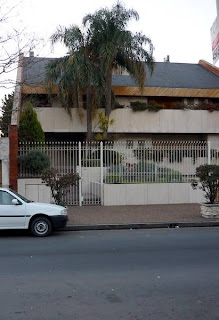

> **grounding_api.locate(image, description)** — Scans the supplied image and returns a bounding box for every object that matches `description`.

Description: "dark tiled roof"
[23,57,219,89]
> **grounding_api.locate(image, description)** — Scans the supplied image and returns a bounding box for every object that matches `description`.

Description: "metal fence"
[18,141,219,205]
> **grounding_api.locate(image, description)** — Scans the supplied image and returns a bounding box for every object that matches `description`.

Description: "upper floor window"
[126,140,133,149]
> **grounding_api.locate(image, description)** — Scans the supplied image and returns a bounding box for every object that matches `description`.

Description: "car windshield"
[9,189,32,203]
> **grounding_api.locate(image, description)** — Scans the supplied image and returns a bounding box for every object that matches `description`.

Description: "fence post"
[100,141,104,205]
[207,141,211,165]
[78,141,83,206]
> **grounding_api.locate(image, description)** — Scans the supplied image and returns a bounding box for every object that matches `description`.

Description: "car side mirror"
[12,199,20,205]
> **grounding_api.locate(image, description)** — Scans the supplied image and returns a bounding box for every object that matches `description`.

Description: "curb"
[62,221,219,231]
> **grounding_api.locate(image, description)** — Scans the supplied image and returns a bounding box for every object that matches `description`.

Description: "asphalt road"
[0,227,219,320]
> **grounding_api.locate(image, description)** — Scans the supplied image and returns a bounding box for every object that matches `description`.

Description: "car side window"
[0,191,15,205]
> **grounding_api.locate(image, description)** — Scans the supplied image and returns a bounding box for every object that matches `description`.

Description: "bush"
[18,102,45,142]
[192,164,219,203]
[41,167,80,207]
[18,150,50,173]
[130,101,164,112]
[104,174,123,184]
[158,167,183,182]
[105,162,183,183]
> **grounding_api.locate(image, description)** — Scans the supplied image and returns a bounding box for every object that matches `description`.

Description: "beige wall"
[103,183,205,205]
[35,108,219,135]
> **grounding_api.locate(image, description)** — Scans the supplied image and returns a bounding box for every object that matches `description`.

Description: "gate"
[18,142,103,206]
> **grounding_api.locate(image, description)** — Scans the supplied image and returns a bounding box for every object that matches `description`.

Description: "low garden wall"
[18,178,52,203]
[103,183,205,206]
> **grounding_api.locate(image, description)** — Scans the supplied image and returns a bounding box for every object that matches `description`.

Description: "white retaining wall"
[103,183,205,206]
[18,179,205,206]
[18,179,52,203]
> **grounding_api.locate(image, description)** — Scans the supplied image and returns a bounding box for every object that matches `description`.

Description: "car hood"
[25,202,66,215]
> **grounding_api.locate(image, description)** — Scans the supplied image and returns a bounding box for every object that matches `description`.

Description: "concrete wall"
[35,108,219,134]
[18,179,52,203]
[103,183,205,206]
[0,138,9,188]
[18,178,205,206]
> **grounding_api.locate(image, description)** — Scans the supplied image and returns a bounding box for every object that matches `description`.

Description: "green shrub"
[42,167,80,206]
[18,150,50,173]
[130,101,164,112]
[192,164,219,203]
[158,167,183,182]
[104,174,123,184]
[18,102,45,142]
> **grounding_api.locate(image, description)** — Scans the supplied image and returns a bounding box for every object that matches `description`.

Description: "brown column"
[9,125,18,191]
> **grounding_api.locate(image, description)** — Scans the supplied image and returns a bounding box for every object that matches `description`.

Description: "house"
[12,53,219,146]
[9,53,219,204]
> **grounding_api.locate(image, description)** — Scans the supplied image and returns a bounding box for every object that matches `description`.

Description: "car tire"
[30,216,52,237]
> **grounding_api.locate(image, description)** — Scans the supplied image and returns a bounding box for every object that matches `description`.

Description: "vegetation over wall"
[18,102,45,142]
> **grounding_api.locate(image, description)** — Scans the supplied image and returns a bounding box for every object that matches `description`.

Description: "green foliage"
[0,92,14,136]
[130,101,164,112]
[192,164,219,204]
[105,161,182,183]
[41,167,80,207]
[48,2,154,127]
[18,150,50,174]
[104,174,123,184]
[95,111,115,140]
[18,102,45,142]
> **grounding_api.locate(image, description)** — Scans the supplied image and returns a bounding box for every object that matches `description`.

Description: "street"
[0,227,219,320]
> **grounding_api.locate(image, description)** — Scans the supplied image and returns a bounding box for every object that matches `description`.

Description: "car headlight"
[61,208,68,215]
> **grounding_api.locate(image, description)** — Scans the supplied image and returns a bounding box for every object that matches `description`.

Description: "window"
[126,140,133,149]
[0,191,15,205]
[138,140,145,147]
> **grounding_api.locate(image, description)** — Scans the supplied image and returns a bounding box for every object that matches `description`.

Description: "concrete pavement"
[65,203,219,231]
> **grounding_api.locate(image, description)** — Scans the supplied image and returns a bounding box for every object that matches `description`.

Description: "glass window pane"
[0,191,15,205]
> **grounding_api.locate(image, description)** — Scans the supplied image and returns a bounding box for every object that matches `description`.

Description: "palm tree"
[83,2,154,118]
[46,26,103,141]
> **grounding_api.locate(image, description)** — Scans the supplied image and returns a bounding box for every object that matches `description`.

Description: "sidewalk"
[65,203,219,230]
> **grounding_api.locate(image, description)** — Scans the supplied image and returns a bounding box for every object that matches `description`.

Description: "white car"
[0,188,68,237]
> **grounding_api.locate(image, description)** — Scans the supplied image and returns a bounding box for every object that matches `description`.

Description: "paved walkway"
[66,203,215,226]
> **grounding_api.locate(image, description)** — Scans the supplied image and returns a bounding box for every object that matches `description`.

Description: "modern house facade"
[10,54,219,205]
[13,54,219,144]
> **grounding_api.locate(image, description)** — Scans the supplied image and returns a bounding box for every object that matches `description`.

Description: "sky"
[0,0,218,101]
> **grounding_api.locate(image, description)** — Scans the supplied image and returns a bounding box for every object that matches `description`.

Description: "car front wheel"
[30,217,52,237]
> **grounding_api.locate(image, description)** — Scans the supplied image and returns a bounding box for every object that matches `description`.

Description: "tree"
[83,2,154,117]
[0,0,36,88]
[0,92,13,136]
[46,26,104,141]
[47,2,154,139]
[18,102,45,142]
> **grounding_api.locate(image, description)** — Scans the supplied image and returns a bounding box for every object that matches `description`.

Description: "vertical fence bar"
[208,141,211,165]
[78,141,82,206]
[100,141,104,205]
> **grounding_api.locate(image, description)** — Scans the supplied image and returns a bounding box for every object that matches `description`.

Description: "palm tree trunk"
[86,85,93,141]
[105,68,112,118]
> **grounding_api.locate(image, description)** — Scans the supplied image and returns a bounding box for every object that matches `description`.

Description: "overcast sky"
[20,0,217,62]
[0,0,218,101]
